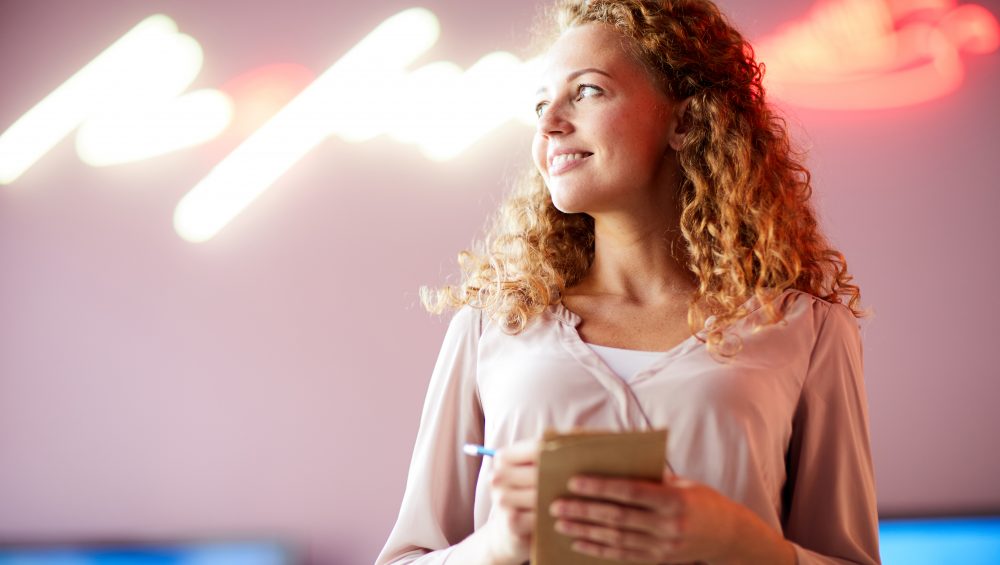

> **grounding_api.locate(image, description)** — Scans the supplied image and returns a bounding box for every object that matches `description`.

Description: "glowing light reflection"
[0,15,206,184]
[383,53,540,161]
[173,8,441,243]
[221,63,316,138]
[757,0,1000,110]
[77,89,234,167]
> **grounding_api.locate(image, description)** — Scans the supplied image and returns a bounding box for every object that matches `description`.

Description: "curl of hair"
[422,0,864,347]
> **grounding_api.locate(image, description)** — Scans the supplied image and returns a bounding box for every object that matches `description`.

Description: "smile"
[549,152,593,175]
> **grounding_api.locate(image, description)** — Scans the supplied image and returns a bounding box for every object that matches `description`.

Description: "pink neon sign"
[757,0,999,109]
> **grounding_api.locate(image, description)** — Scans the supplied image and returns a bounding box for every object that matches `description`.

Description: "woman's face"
[531,23,684,216]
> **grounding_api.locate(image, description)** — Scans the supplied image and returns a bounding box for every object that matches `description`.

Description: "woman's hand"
[481,438,541,565]
[549,472,795,565]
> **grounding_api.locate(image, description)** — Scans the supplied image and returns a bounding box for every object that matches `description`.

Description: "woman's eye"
[576,84,602,100]
[535,85,600,118]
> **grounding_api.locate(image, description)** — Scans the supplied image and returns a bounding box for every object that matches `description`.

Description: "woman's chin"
[551,199,585,215]
[548,188,590,215]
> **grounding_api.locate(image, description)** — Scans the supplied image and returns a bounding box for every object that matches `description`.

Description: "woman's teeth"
[552,153,590,166]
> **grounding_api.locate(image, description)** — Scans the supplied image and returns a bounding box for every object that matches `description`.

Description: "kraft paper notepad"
[531,428,668,565]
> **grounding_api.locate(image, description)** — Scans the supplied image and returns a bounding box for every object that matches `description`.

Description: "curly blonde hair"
[422,0,863,346]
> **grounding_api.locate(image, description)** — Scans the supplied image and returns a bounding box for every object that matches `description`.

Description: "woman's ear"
[667,96,692,151]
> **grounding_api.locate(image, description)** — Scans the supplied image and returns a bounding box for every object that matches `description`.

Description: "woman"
[376,0,880,563]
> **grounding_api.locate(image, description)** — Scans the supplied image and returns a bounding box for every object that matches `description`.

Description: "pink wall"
[1,0,998,562]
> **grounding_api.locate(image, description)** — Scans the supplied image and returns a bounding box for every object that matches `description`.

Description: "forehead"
[539,22,643,83]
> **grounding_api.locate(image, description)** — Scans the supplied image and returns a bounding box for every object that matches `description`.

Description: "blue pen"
[462,443,496,457]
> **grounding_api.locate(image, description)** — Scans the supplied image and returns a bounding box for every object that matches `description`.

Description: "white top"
[586,342,665,382]
[376,289,881,565]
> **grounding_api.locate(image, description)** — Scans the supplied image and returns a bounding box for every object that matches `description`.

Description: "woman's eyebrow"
[535,67,614,96]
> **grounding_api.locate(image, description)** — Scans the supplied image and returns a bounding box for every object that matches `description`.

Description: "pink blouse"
[376,289,881,564]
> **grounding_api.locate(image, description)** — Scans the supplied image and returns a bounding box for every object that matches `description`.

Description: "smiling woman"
[376,1,879,564]
[531,29,685,221]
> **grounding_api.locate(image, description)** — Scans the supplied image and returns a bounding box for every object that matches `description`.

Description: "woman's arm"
[375,307,486,565]
[781,303,881,564]
[442,438,543,565]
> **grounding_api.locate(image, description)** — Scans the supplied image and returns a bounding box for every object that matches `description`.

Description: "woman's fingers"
[492,461,537,488]
[492,438,540,492]
[491,442,539,510]
[550,474,752,564]
[479,438,544,564]
[567,475,681,513]
[495,438,541,466]
[568,539,678,564]
[507,509,536,535]
[556,517,690,564]
[550,498,681,537]
[554,518,669,550]
[495,486,537,510]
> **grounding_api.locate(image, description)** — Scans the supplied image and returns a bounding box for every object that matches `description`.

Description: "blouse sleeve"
[375,307,486,565]
[781,303,882,564]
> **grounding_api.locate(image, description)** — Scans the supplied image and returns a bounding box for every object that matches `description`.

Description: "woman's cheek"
[531,135,548,177]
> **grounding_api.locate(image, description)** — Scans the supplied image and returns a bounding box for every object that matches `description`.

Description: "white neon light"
[173,10,545,242]
[1,8,542,241]
[173,8,444,243]
[0,15,207,184]
[77,89,233,167]
[388,52,541,161]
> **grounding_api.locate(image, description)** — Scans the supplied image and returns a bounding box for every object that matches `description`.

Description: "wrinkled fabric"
[376,289,881,564]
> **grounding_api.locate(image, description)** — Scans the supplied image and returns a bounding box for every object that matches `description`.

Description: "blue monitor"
[879,515,1000,565]
[0,540,293,565]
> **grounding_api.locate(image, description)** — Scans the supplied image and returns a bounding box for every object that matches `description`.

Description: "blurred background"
[1,0,999,563]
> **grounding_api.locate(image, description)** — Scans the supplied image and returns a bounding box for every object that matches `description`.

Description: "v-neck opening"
[549,291,773,385]
[550,301,702,376]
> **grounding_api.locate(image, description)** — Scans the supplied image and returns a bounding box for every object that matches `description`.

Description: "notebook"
[532,428,668,565]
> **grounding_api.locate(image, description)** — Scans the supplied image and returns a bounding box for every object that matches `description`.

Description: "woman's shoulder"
[447,305,485,336]
[767,288,861,343]
[726,289,863,373]
[779,288,857,318]
[448,302,569,338]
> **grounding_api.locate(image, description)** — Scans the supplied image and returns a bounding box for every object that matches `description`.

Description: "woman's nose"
[537,102,573,137]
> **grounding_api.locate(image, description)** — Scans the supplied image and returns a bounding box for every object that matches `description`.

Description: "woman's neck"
[569,213,695,306]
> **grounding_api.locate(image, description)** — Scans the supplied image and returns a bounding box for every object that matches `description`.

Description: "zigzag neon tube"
[172,8,443,243]
[0,15,205,184]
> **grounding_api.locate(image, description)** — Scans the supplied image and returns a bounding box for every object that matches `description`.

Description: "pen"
[462,443,496,457]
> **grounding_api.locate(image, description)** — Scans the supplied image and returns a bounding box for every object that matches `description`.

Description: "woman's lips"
[549,152,593,176]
